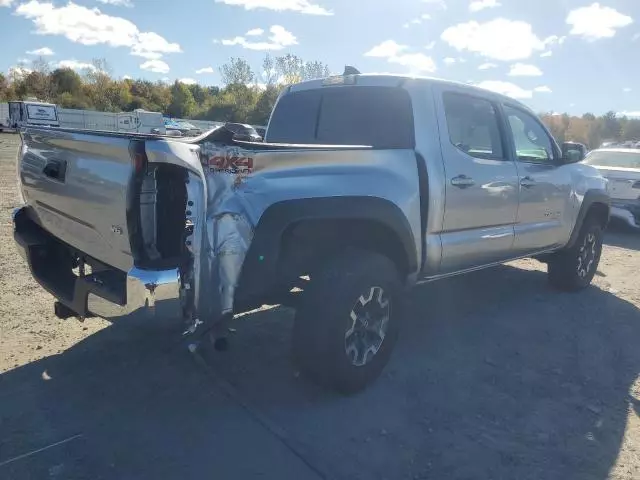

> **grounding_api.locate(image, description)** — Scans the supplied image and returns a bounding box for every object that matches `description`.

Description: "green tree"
[167,80,196,117]
[248,85,281,125]
[276,54,304,85]
[600,111,621,140]
[220,57,255,86]
[85,58,114,110]
[302,60,331,80]
[51,68,82,95]
[622,118,640,140]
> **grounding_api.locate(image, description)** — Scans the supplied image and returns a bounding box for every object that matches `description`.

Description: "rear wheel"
[548,219,603,291]
[292,249,403,394]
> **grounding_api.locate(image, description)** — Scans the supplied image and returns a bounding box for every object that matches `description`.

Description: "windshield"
[583,150,640,169]
[266,86,415,148]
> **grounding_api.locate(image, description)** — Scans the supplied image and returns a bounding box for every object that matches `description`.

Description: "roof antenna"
[343,65,361,75]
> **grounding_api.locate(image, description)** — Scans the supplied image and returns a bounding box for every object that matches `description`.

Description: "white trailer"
[0,103,9,131]
[58,108,165,134]
[7,101,60,129]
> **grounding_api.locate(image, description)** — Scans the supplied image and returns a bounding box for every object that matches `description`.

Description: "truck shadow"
[1,265,639,480]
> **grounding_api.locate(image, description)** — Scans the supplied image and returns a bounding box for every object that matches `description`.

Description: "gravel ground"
[1,132,640,479]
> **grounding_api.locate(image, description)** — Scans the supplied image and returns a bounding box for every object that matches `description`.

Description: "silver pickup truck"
[13,73,610,393]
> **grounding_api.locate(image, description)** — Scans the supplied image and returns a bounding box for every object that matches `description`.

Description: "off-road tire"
[292,249,404,394]
[548,219,603,292]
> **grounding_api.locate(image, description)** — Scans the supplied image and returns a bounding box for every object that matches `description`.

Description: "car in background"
[583,148,640,229]
[164,118,201,137]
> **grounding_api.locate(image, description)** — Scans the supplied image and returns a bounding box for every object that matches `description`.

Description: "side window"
[503,105,556,164]
[442,92,504,160]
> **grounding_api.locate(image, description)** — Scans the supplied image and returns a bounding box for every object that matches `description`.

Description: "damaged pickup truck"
[13,73,610,393]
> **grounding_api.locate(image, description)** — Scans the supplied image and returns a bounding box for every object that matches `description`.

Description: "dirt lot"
[1,132,640,479]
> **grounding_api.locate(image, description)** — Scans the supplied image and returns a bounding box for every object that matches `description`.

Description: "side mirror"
[561,142,587,164]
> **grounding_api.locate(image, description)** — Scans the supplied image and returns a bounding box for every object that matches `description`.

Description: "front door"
[501,104,573,254]
[433,88,520,274]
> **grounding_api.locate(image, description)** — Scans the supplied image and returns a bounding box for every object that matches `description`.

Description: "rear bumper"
[12,206,181,321]
[610,200,640,229]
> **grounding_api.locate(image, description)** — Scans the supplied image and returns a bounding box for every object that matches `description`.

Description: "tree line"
[0,54,329,126]
[540,111,640,149]
[1,54,639,146]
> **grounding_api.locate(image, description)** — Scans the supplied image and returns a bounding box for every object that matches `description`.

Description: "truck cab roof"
[286,73,536,115]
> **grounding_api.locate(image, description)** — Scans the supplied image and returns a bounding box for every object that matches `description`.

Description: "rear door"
[433,87,519,274]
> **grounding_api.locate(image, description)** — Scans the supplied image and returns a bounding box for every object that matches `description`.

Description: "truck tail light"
[129,140,148,175]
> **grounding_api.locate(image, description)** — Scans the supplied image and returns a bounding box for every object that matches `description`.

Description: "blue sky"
[1,0,639,115]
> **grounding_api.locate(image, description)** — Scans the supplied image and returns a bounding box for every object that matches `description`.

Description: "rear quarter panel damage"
[193,140,422,329]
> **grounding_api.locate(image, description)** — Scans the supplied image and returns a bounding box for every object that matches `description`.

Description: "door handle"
[43,159,67,181]
[520,176,536,188]
[451,175,475,189]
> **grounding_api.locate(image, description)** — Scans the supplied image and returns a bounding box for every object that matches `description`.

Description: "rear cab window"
[441,91,505,160]
[266,86,415,149]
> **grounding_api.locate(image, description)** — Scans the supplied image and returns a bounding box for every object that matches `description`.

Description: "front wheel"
[292,249,404,394]
[548,220,603,291]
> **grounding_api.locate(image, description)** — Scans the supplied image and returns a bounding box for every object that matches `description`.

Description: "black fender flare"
[238,196,418,298]
[566,189,610,249]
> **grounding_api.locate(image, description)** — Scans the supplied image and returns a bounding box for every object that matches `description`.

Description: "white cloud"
[365,40,407,58]
[619,111,640,118]
[179,78,197,85]
[478,62,497,70]
[56,59,97,71]
[0,0,14,6]
[97,0,133,6]
[422,0,446,10]
[15,1,181,60]
[543,35,566,46]
[220,25,297,51]
[534,86,552,93]
[122,74,132,80]
[196,66,215,74]
[131,32,181,59]
[624,87,632,93]
[403,13,431,28]
[567,3,633,41]
[508,63,543,76]
[246,28,264,36]
[8,66,33,78]
[140,59,170,74]
[633,33,640,41]
[444,57,456,65]
[27,47,54,55]
[425,41,436,50]
[214,0,332,15]
[540,51,552,57]
[442,18,546,61]
[365,40,436,73]
[469,0,500,13]
[476,80,533,99]
[389,53,436,72]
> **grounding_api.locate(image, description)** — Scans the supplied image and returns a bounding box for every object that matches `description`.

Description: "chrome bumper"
[13,206,181,322]
[87,267,181,322]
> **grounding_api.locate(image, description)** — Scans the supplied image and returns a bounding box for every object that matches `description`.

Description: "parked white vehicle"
[5,100,59,129]
[57,107,165,134]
